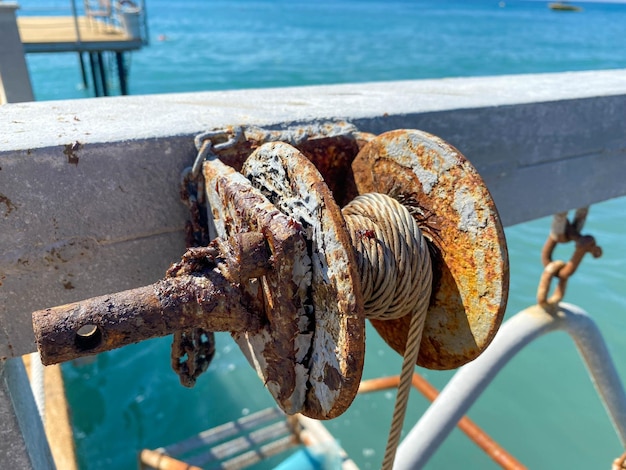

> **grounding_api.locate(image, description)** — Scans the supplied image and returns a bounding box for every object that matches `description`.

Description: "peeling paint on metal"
[452,186,487,235]
[242,141,364,420]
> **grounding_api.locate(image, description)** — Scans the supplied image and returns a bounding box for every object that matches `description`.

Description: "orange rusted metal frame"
[139,449,202,470]
[358,374,526,470]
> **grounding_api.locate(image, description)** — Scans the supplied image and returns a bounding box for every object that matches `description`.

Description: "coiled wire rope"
[343,193,433,469]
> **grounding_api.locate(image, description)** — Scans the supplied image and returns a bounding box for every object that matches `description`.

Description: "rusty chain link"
[180,127,243,247]
[536,208,603,308]
[171,327,217,388]
[192,126,243,178]
[172,128,242,387]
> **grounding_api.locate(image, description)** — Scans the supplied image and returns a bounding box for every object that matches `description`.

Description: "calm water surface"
[19,0,626,468]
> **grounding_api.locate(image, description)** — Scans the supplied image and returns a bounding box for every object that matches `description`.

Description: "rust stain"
[0,193,17,216]
[63,141,82,165]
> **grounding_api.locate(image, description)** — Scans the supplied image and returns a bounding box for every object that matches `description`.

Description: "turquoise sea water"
[19,0,626,468]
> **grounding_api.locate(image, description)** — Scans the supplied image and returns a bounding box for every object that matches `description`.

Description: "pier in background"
[0,1,147,102]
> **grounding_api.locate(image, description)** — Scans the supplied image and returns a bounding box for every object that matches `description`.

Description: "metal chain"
[537,207,602,308]
[192,126,243,178]
[171,328,216,388]
[170,128,242,387]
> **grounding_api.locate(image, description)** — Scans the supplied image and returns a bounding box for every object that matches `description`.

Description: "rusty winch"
[32,124,509,426]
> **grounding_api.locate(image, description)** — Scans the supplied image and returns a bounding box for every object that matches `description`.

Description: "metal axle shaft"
[33,233,270,365]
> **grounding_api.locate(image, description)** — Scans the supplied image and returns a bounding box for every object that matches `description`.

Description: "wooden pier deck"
[18,16,142,53]
[15,14,145,96]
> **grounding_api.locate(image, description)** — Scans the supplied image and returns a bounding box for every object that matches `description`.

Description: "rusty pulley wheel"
[204,146,365,420]
[352,129,509,369]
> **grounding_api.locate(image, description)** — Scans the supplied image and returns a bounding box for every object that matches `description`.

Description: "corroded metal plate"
[352,129,509,369]
[203,158,310,414]
[242,142,365,420]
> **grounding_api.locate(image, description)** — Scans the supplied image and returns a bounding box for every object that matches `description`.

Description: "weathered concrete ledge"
[1,70,626,358]
[3,69,626,148]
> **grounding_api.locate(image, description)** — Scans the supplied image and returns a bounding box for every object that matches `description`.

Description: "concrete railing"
[1,70,626,468]
[0,3,34,103]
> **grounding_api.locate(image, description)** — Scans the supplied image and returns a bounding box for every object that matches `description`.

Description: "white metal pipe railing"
[394,303,626,469]
[0,358,55,469]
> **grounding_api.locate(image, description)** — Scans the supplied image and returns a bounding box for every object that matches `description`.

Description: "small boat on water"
[549,2,583,12]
